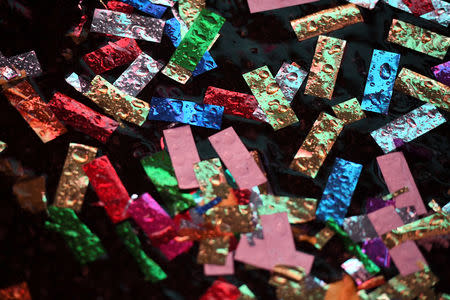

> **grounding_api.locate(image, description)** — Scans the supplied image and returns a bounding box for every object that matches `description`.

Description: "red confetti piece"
[401,0,435,16]
[200,280,241,300]
[0,282,32,300]
[232,188,251,205]
[107,1,134,13]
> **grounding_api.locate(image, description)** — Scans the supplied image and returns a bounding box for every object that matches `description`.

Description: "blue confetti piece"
[316,158,363,225]
[195,197,222,215]
[120,0,167,18]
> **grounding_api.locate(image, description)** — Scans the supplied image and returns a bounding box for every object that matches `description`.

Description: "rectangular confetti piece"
[118,0,167,17]
[161,61,192,84]
[332,98,366,124]
[258,195,317,224]
[432,60,450,86]
[275,62,308,103]
[247,0,318,13]
[383,0,450,27]
[7,50,42,78]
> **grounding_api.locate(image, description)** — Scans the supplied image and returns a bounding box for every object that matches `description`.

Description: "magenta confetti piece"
[247,0,319,13]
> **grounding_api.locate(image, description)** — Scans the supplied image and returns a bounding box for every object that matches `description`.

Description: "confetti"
[65,72,91,93]
[178,0,205,28]
[275,62,308,103]
[205,205,254,233]
[0,282,32,300]
[343,215,378,242]
[237,284,256,300]
[106,1,134,13]
[346,0,379,9]
[151,0,175,7]
[382,0,450,27]
[204,252,235,276]
[341,258,374,287]
[258,195,317,224]
[197,236,229,265]
[7,50,42,78]
[294,226,336,250]
[12,176,47,214]
[432,61,450,86]
[0,141,6,153]
[117,0,167,17]
[332,98,366,124]
[67,14,88,44]
[160,60,192,84]
[247,0,318,13]
[362,237,391,268]
[200,280,241,300]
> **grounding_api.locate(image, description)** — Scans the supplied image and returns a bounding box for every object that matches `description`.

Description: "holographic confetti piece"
[3,81,67,143]
[107,1,135,13]
[149,97,224,129]
[200,280,241,300]
[65,72,91,93]
[394,68,450,112]
[209,127,267,189]
[115,221,167,282]
[0,282,32,300]
[45,206,106,264]
[243,66,299,130]
[0,141,7,153]
[432,61,450,86]
[90,9,165,42]
[382,0,450,27]
[316,158,363,225]
[247,0,319,13]
[53,143,97,212]
[178,0,205,28]
[289,112,344,178]
[82,156,130,223]
[362,237,391,268]
[294,226,336,250]
[204,252,235,276]
[205,205,254,233]
[83,38,142,74]
[7,50,42,78]
[160,60,192,84]
[197,236,229,265]
[361,50,401,114]
[387,19,450,59]
[346,0,379,9]
[304,36,347,99]
[117,0,167,17]
[84,75,150,126]
[341,258,374,287]
[371,103,446,154]
[258,195,317,224]
[275,62,308,103]
[49,92,119,143]
[332,98,366,124]
[343,215,378,242]
[13,176,47,214]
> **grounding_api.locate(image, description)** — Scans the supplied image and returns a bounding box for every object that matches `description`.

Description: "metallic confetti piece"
[160,60,192,84]
[237,284,256,300]
[294,226,336,250]
[304,36,346,99]
[67,14,88,44]
[250,151,272,194]
[362,237,391,268]
[382,0,450,27]
[346,0,379,9]
[13,176,47,214]
[194,197,223,215]
[128,193,193,260]
[90,9,165,42]
[341,258,374,287]
[204,252,235,275]
[0,282,32,300]
[178,0,205,28]
[394,68,450,112]
[382,186,409,201]
[205,205,254,233]
[209,127,267,189]
[432,61,450,86]
[83,38,142,74]
[258,195,317,224]
[82,156,130,223]
[289,112,344,178]
[0,141,6,153]
[371,103,446,154]
[151,0,175,7]
[200,280,241,300]
[387,19,450,59]
[361,50,401,114]
[357,275,386,290]
[84,75,150,126]
[65,72,91,93]
[117,0,166,17]
[247,0,318,13]
[3,81,67,143]
[149,97,224,129]
[245,189,264,245]
[45,206,106,264]
[115,221,167,282]
[275,62,308,103]
[49,92,118,143]
[332,98,366,124]
[343,215,378,242]
[197,236,229,265]
[7,50,42,78]
[107,1,135,13]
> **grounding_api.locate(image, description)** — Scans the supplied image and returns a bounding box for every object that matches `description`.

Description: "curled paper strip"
[13,176,47,214]
[65,72,91,93]
[258,195,317,224]
[197,236,229,265]
[0,282,32,300]
[118,0,166,17]
[382,0,450,27]
[275,62,308,103]
[432,61,450,86]
[332,98,366,125]
[199,280,241,300]
[178,0,205,28]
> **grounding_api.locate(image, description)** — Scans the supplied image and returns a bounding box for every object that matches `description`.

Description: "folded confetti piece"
[200,280,241,300]
[117,0,167,17]
[107,1,135,13]
[291,4,363,42]
[432,61,450,86]
[82,156,130,223]
[13,176,47,214]
[204,252,234,276]
[178,0,205,28]
[6,50,42,78]
[341,258,374,287]
[45,206,106,264]
[0,282,32,300]
[258,195,317,224]
[149,97,224,129]
[243,66,299,130]
[49,92,119,143]
[346,0,379,9]
[382,0,450,27]
[3,81,67,143]
[387,19,450,59]
[361,50,401,114]
[332,98,366,124]
[53,143,97,212]
[289,112,344,178]
[304,36,346,99]
[65,72,91,93]
[275,62,307,103]
[247,0,318,13]
[208,127,267,189]
[83,38,142,74]
[371,103,446,154]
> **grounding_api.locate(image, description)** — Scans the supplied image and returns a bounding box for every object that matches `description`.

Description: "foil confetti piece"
[432,61,450,86]
[90,9,165,42]
[151,0,175,7]
[362,237,391,268]
[84,75,150,126]
[45,206,106,264]
[243,66,299,130]
[53,143,98,212]
[194,197,223,215]
[149,97,224,129]
[382,0,450,27]
[178,0,205,28]
[0,141,6,153]
[357,275,385,290]
[343,215,378,242]
[332,98,366,124]
[205,205,254,233]
[291,4,363,42]
[117,0,167,17]
[48,92,119,143]
[371,103,446,154]
[0,282,32,300]
[341,258,374,287]
[83,38,142,74]
[361,49,401,114]
[304,35,347,99]
[107,1,135,13]
[275,62,308,103]
[115,221,167,282]
[289,112,344,178]
[346,0,379,9]
[65,72,91,93]
[200,280,241,300]
[258,195,317,224]
[294,226,335,250]
[82,155,130,223]
[197,236,229,265]
[12,176,47,214]
[67,14,88,44]
[208,127,267,189]
[245,189,264,245]
[237,284,256,300]
[3,81,67,143]
[247,0,319,14]
[160,60,192,84]
[387,19,450,59]
[394,68,450,112]
[113,52,163,96]
[204,252,235,276]
[7,50,42,78]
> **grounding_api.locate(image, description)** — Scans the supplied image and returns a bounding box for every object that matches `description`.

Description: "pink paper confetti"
[247,0,319,13]
[204,252,235,276]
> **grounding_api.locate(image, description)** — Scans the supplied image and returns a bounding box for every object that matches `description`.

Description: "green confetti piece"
[238,284,256,299]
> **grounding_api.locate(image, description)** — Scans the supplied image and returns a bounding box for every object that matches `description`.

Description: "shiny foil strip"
[258,195,317,224]
[197,236,229,265]
[115,221,167,282]
[243,66,299,130]
[382,0,450,27]
[65,72,91,93]
[178,0,205,28]
[113,52,163,96]
[275,62,308,103]
[304,36,346,99]
[290,4,363,42]
[346,0,379,9]
[161,60,192,84]
[332,98,366,125]
[343,215,378,242]
[118,0,166,17]
[387,19,450,59]
[149,97,224,129]
[53,143,98,212]
[394,68,450,112]
[0,282,32,300]
[341,258,374,287]
[289,112,344,178]
[7,50,42,78]
[90,9,165,42]
[238,285,256,300]
[432,61,450,86]
[295,226,336,250]
[82,155,130,223]
[361,50,401,114]
[83,38,142,74]
[3,81,67,143]
[205,205,254,233]
[13,176,47,214]
[49,92,119,143]
[107,1,135,13]
[371,103,446,153]
[84,75,150,126]
[199,280,241,300]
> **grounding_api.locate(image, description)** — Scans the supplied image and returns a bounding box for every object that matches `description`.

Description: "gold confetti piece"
[258,195,317,224]
[178,0,205,28]
[205,205,254,233]
[197,236,229,265]
[161,60,192,84]
[332,98,366,125]
[13,176,47,214]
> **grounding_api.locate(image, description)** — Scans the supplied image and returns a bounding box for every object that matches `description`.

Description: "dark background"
[0,0,449,299]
